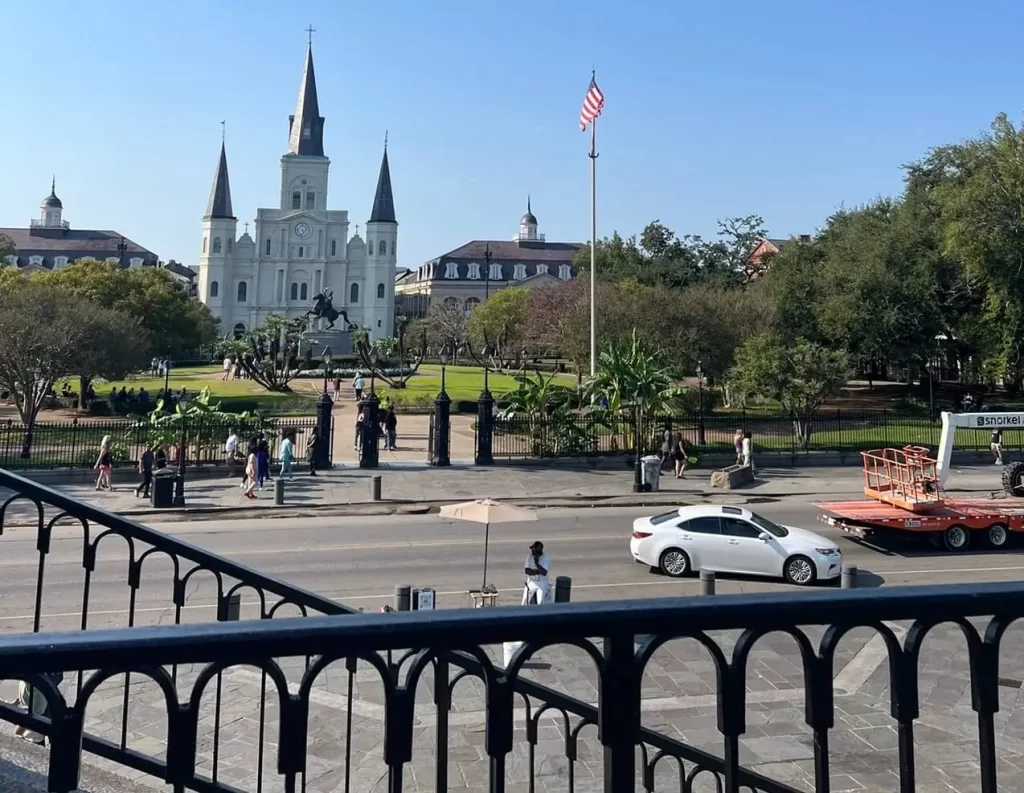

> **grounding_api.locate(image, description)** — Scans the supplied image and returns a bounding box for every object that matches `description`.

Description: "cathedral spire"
[369,142,397,224]
[205,141,235,219]
[287,41,325,156]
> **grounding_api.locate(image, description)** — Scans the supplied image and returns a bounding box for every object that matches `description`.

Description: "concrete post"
[359,392,380,468]
[274,478,284,505]
[699,569,715,596]
[370,475,382,501]
[554,576,572,603]
[394,585,411,612]
[841,564,858,589]
[431,390,452,467]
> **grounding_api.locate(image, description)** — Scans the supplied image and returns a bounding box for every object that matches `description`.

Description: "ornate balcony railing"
[0,467,1021,793]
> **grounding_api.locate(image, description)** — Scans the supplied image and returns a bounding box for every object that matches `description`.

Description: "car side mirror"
[758,532,771,542]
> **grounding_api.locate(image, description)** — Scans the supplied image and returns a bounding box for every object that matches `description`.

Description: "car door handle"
[727,540,740,545]
[679,535,692,541]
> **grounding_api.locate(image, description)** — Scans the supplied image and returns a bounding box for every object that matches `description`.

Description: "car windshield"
[749,512,789,538]
[649,510,681,526]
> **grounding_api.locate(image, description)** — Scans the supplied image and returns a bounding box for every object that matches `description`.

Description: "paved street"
[2,501,1024,792]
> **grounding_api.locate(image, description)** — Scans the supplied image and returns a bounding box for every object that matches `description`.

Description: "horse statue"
[304,289,357,330]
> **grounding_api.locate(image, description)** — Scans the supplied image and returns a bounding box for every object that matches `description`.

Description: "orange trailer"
[816,447,1024,551]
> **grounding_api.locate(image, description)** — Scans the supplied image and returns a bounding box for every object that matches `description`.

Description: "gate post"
[431,389,451,467]
[359,392,380,468]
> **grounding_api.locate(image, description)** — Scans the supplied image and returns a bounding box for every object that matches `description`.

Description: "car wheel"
[784,555,816,586]
[658,548,691,578]
[942,524,970,552]
[987,523,1010,549]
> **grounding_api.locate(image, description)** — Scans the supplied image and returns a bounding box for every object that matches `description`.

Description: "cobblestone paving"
[6,620,1024,792]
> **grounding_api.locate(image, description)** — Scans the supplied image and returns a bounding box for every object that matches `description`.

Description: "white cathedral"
[196,42,397,341]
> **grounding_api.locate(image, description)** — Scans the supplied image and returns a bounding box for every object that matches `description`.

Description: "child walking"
[243,448,258,499]
[94,436,113,491]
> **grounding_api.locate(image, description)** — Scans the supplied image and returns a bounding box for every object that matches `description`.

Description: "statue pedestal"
[301,329,354,358]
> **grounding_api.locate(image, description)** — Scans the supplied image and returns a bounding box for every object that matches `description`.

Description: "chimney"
[799,234,811,243]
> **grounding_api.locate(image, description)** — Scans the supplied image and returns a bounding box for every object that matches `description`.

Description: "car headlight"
[815,548,839,556]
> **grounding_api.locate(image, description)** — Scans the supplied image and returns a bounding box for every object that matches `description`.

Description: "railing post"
[431,389,451,467]
[314,392,333,470]
[475,389,494,466]
[600,633,637,793]
[359,392,380,469]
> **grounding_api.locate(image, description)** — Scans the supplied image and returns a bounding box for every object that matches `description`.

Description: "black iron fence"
[491,409,1012,460]
[0,416,320,470]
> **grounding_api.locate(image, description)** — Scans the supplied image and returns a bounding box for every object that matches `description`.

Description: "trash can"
[641,455,662,492]
[151,469,176,508]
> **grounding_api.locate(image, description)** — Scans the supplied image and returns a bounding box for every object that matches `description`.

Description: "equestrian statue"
[303,289,358,331]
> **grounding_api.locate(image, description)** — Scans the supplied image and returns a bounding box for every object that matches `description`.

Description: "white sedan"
[629,505,842,586]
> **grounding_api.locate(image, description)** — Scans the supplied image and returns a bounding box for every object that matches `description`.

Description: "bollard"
[370,475,382,501]
[394,584,411,612]
[554,576,572,603]
[841,564,858,589]
[224,593,241,622]
[699,569,716,596]
[274,478,285,505]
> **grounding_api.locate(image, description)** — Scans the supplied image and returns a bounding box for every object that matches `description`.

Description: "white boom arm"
[936,411,1024,485]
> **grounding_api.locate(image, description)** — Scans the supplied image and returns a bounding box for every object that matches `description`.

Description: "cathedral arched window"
[377,283,385,300]
[227,238,233,253]
[212,237,222,254]
[300,283,308,301]
[378,240,386,256]
[298,246,304,258]
[265,238,272,256]
[367,240,373,256]
[292,191,302,210]
[290,283,298,301]
[233,322,246,340]
[350,283,359,303]
[331,240,336,257]
[210,281,219,298]
[306,191,315,209]
[202,237,207,254]
[237,281,247,303]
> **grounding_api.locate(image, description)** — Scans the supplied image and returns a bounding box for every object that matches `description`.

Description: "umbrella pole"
[482,521,490,588]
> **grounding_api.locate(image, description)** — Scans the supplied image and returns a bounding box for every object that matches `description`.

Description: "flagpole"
[588,113,598,378]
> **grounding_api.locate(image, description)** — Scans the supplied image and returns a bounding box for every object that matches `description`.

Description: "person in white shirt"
[741,431,754,473]
[222,356,232,380]
[224,430,239,478]
[523,541,551,604]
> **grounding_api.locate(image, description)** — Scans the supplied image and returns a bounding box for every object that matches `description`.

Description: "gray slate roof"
[0,227,158,269]
[369,148,396,223]
[287,44,325,157]
[161,260,196,280]
[410,238,583,283]
[205,143,234,219]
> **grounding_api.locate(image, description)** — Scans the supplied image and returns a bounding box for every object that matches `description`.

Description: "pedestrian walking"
[672,432,690,479]
[243,449,258,500]
[224,429,239,476]
[522,541,551,605]
[280,430,295,479]
[11,671,63,745]
[353,373,365,402]
[307,427,319,476]
[733,429,744,466]
[94,436,113,491]
[135,443,154,498]
[659,430,672,469]
[992,428,1004,466]
[384,405,398,451]
[353,405,365,450]
[222,356,232,380]
[741,431,755,473]
[332,374,342,402]
[256,436,270,489]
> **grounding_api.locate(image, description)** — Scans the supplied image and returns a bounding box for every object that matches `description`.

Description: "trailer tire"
[987,523,1010,549]
[943,524,971,552]
[1002,461,1024,497]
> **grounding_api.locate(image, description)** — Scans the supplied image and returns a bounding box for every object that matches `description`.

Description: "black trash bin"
[151,469,176,508]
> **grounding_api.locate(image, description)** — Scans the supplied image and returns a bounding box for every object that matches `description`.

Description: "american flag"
[579,74,604,131]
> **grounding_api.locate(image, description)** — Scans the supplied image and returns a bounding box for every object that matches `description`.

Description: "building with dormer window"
[195,40,397,341]
[0,179,159,272]
[394,198,581,318]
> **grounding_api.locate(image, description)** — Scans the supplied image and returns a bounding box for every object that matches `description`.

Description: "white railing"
[29,219,70,230]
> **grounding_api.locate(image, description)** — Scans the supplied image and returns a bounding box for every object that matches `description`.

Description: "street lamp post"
[313,346,333,470]
[696,360,706,446]
[116,236,128,265]
[162,359,171,405]
[476,342,495,466]
[632,395,646,493]
[173,414,187,506]
[359,345,380,468]
[432,345,452,466]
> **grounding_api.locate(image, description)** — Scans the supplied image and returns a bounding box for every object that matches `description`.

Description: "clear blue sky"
[3,0,1023,270]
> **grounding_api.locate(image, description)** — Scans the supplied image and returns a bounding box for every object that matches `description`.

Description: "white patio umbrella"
[439,499,538,588]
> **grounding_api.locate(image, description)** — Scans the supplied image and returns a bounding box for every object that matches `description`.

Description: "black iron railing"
[491,409,1021,460]
[0,417,320,470]
[1,580,1023,793]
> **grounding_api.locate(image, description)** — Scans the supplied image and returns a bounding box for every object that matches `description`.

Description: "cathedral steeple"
[369,137,397,224]
[287,41,325,157]
[205,142,235,219]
